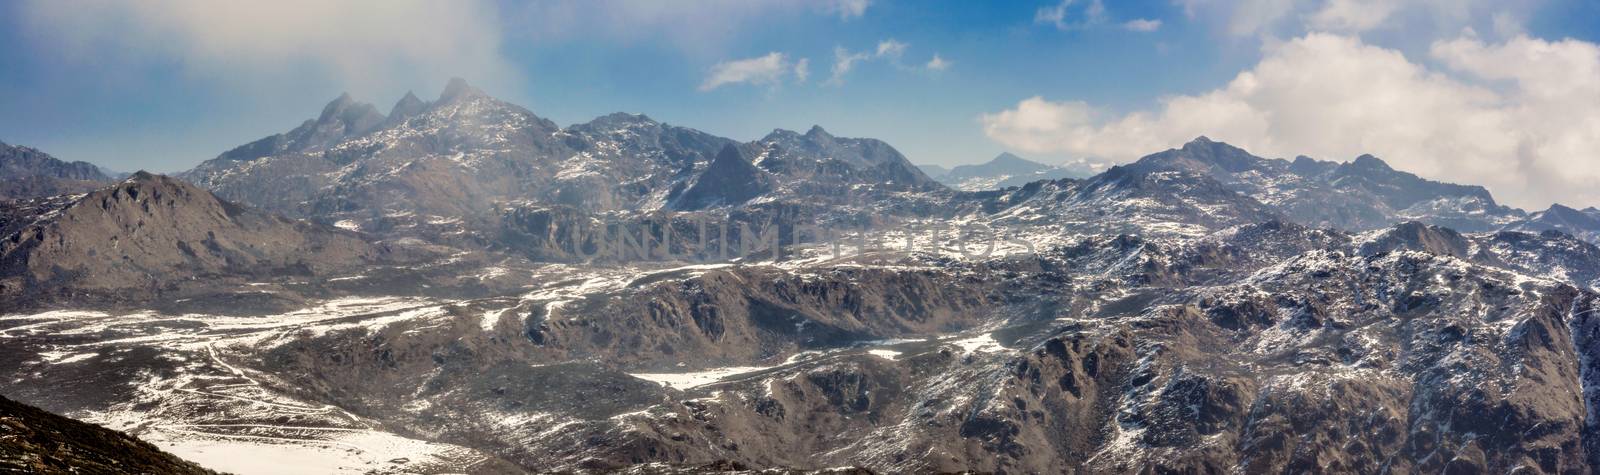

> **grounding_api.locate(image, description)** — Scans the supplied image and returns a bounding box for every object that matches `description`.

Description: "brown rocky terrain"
[0,172,384,308]
[0,141,112,200]
[0,393,215,474]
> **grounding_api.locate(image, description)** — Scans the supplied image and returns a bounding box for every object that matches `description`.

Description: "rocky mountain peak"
[1531,203,1600,229]
[1133,136,1262,175]
[125,170,159,182]
[387,91,428,122]
[989,152,1029,166]
[671,144,772,210]
[588,112,658,129]
[1359,220,1471,258]
[1347,153,1394,172]
[438,77,486,103]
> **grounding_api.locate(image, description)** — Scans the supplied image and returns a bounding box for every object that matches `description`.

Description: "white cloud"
[827,47,872,86]
[827,39,912,85]
[926,54,953,71]
[18,0,516,96]
[825,0,871,20]
[981,33,1600,209]
[1123,19,1163,32]
[1035,1,1070,29]
[1035,0,1108,30]
[794,58,811,83]
[877,39,909,59]
[700,52,798,91]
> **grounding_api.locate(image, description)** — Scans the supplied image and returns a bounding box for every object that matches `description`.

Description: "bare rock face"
[0,172,381,305]
[671,145,773,210]
[0,141,112,200]
[0,394,214,474]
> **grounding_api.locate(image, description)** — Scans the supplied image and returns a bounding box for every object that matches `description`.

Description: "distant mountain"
[0,393,214,474]
[1502,204,1600,243]
[984,164,1286,236]
[948,152,1049,180]
[1126,137,1526,232]
[921,153,1098,191]
[0,141,113,199]
[753,125,941,192]
[182,79,944,245]
[0,172,380,306]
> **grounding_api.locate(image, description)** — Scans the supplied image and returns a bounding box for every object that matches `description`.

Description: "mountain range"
[3,78,1600,473]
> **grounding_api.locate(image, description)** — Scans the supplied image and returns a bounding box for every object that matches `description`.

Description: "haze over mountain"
[921,152,1100,191]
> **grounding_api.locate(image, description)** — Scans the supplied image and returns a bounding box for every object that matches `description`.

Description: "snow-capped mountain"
[1504,204,1600,244]
[181,80,942,248]
[1125,136,1527,232]
[9,80,1600,473]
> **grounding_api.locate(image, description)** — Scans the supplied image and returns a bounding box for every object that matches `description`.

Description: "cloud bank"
[18,0,517,96]
[981,33,1600,209]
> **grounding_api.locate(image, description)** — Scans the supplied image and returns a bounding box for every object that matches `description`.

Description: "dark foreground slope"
[0,394,215,474]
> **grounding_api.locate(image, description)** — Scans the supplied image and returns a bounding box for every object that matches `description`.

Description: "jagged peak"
[1545,203,1580,214]
[1179,135,1248,154]
[313,93,381,127]
[319,93,356,117]
[711,143,748,164]
[804,125,832,138]
[1349,154,1393,171]
[389,91,427,119]
[438,77,486,103]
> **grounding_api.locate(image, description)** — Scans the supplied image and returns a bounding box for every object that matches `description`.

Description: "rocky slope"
[0,172,383,308]
[0,393,215,474]
[0,141,112,200]
[129,220,1593,473]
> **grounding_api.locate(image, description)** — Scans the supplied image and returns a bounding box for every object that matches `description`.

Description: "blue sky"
[3,0,1599,208]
